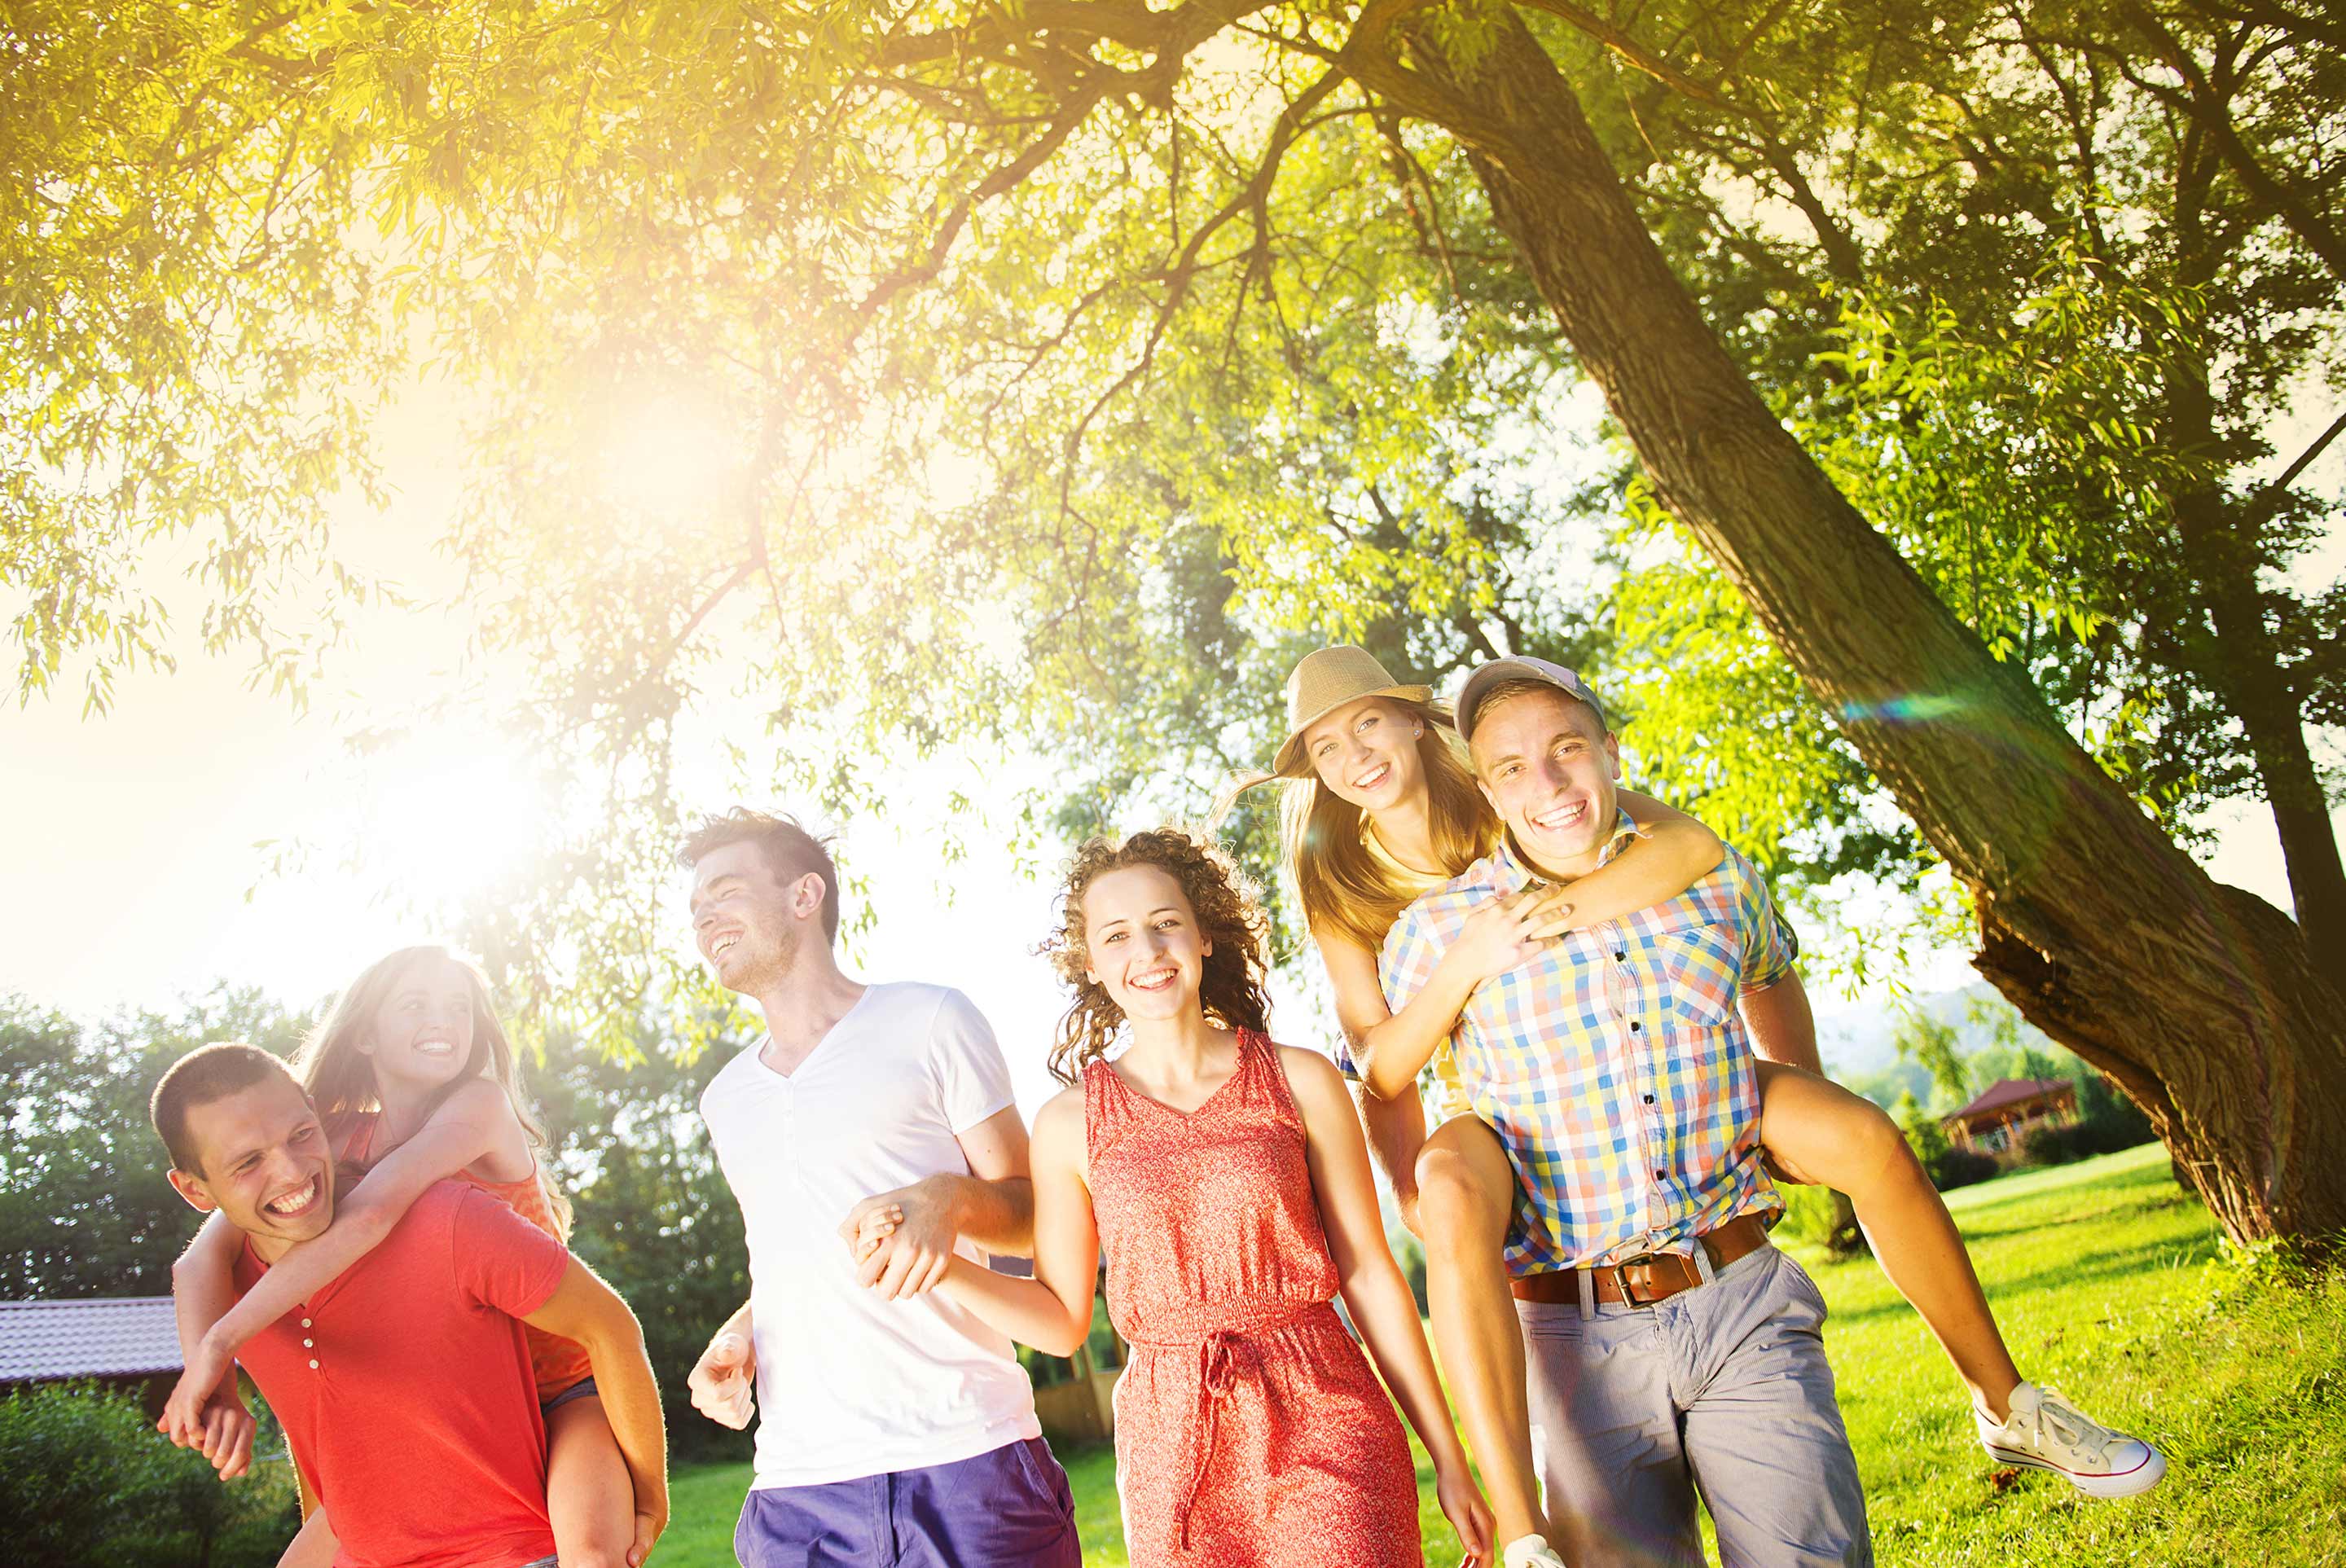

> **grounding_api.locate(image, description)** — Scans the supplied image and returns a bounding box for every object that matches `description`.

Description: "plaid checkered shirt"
[1377,809,1796,1277]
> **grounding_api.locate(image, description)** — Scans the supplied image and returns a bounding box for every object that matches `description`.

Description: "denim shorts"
[543,1375,599,1412]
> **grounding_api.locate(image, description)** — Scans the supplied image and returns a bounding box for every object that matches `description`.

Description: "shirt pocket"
[1647,921,1742,1029]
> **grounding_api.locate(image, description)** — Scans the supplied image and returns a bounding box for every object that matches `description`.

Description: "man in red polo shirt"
[151,1042,669,1568]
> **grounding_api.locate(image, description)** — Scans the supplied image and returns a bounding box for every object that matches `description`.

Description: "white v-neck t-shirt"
[699,981,1041,1489]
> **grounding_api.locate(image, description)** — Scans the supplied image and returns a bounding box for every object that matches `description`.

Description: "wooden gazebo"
[1941,1077,2077,1154]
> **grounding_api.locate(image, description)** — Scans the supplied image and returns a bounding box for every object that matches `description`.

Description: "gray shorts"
[1518,1242,1871,1567]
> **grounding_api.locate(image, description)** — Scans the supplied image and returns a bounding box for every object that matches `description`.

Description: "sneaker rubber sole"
[1984,1441,2168,1499]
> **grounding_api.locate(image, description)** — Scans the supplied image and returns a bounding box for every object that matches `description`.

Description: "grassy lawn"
[657,1146,2346,1565]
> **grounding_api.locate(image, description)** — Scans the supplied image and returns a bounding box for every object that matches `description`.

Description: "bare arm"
[947,1105,1037,1253]
[170,1212,243,1366]
[1742,969,1822,1075]
[685,1298,756,1429]
[1283,1047,1494,1560]
[935,1090,1099,1359]
[1325,929,1493,1108]
[523,1257,670,1565]
[162,1080,525,1449]
[1591,789,1728,923]
[163,1213,256,1468]
[1348,798,1722,1100]
[841,1104,1038,1298]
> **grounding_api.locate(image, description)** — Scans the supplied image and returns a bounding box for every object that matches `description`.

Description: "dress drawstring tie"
[1175,1329,1245,1551]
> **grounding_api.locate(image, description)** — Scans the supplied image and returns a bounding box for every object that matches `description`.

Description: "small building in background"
[1942,1077,2078,1155]
[0,1297,184,1416]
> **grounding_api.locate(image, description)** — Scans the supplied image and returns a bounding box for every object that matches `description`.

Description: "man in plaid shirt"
[1382,657,1869,1567]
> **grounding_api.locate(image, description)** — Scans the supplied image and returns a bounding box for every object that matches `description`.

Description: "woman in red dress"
[920,828,1492,1566]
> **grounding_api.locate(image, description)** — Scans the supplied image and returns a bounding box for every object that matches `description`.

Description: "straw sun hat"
[1267,645,1434,780]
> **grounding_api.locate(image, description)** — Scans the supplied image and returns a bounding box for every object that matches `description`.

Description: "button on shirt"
[1379,810,1796,1276]
[230,1182,568,1568]
[699,982,1041,1491]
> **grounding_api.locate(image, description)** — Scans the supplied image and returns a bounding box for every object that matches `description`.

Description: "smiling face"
[362,953,479,1095]
[1470,685,1623,879]
[1081,864,1214,1026]
[167,1074,337,1259]
[1300,696,1427,812]
[688,838,815,995]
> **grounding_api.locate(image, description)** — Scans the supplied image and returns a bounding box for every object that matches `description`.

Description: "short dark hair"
[678,807,842,942]
[150,1042,305,1175]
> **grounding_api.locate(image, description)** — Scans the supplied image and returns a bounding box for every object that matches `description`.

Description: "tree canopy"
[7,0,2342,1236]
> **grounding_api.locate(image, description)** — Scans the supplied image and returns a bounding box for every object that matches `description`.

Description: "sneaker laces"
[2023,1387,2115,1469]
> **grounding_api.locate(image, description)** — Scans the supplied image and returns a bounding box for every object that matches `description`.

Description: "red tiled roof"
[0,1297,182,1383]
[1947,1077,2074,1122]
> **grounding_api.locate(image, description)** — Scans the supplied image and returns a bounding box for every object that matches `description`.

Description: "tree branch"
[1509,0,1751,116]
[2245,406,2346,526]
[2120,2,2346,283]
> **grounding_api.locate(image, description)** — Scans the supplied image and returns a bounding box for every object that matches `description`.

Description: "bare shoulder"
[1030,1083,1089,1153]
[442,1075,520,1122]
[437,1076,533,1179]
[1273,1043,1347,1098]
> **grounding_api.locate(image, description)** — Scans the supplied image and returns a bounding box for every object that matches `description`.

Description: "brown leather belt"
[1511,1214,1772,1307]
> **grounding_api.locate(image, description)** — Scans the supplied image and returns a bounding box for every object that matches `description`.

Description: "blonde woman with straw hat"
[1245,646,2165,1565]
[1237,644,1729,1566]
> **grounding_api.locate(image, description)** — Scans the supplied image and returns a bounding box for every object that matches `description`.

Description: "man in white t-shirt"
[679,808,1081,1568]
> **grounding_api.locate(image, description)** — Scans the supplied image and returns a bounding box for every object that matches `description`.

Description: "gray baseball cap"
[1455,656,1610,743]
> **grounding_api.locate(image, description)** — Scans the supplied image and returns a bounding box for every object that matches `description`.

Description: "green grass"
[656,1147,2346,1566]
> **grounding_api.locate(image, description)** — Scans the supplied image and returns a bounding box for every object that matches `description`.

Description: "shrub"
[1887,1090,1996,1190]
[2023,1074,2157,1166]
[0,1381,297,1568]
[1931,1148,2003,1191]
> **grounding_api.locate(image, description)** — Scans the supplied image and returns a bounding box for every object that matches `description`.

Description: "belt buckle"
[1615,1251,1693,1305]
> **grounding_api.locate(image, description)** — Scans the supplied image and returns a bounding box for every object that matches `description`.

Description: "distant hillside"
[1817,981,2061,1077]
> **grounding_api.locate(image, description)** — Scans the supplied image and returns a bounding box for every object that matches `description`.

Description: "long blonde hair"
[1284,700,1497,953]
[293,944,571,1235]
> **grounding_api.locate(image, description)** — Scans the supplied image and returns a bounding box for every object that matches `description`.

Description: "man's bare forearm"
[710,1298,753,1342]
[579,1319,670,1530]
[927,1172,1035,1255]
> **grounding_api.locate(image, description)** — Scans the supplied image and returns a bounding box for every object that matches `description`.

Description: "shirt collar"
[1494,806,1641,887]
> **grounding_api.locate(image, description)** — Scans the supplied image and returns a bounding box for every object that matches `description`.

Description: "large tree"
[5,0,2340,1242]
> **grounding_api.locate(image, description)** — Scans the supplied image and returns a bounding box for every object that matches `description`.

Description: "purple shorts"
[733,1437,1081,1568]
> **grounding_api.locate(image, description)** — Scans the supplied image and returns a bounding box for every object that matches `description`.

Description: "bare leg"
[546,1391,637,1568]
[1755,1060,2025,1421]
[1415,1116,1549,1548]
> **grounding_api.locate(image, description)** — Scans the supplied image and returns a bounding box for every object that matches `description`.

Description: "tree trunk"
[2172,481,2346,972]
[1357,9,2346,1245]
[2158,130,2346,975]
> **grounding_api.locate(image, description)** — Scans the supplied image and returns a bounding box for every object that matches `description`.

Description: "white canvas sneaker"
[1501,1535,1569,1568]
[1976,1381,2167,1498]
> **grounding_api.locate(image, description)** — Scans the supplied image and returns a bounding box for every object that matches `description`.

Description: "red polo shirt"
[232,1180,569,1568]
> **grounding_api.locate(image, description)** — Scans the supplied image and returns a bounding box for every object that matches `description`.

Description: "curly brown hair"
[1041,828,1275,1086]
